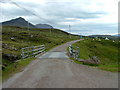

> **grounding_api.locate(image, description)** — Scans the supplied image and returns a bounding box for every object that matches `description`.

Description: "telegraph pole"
[27,21,30,44]
[28,22,29,32]
[50,27,52,35]
[69,25,71,38]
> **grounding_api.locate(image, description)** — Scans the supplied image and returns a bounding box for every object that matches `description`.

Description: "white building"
[105,37,109,40]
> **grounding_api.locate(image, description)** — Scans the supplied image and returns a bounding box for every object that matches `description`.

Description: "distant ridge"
[1,17,35,28]
[89,35,119,40]
[90,34,120,37]
[35,24,53,29]
[1,17,54,29]
[112,34,120,37]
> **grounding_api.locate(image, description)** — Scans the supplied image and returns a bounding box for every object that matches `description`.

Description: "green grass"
[99,64,119,72]
[2,26,79,62]
[2,57,36,81]
[72,38,119,72]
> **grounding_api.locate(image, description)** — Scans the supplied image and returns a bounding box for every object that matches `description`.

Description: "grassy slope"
[2,58,36,81]
[73,38,119,72]
[2,26,79,81]
[2,26,79,61]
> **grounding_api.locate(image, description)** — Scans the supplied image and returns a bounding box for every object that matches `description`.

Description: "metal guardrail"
[21,45,45,59]
[69,45,80,60]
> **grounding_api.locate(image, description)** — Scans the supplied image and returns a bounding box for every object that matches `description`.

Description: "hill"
[1,17,54,29]
[35,24,53,29]
[1,17,35,28]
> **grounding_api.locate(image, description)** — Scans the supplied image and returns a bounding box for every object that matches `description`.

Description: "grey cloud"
[0,0,117,35]
[70,23,117,35]
[54,22,117,35]
[42,2,106,19]
[1,0,106,23]
[2,8,32,16]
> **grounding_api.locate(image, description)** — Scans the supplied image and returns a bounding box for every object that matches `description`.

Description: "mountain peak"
[15,17,26,21]
[1,17,54,29]
[17,17,25,20]
[2,17,35,28]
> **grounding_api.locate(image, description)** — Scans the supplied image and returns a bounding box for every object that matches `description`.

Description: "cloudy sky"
[0,0,119,35]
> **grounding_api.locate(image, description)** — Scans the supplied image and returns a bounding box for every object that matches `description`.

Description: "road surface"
[3,39,118,88]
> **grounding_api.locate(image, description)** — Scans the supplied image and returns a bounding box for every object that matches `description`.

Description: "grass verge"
[2,57,36,82]
[72,38,119,72]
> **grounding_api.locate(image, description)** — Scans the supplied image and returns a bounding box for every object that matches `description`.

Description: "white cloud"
[0,0,119,35]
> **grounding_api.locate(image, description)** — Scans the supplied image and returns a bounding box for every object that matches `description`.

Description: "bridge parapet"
[21,45,45,59]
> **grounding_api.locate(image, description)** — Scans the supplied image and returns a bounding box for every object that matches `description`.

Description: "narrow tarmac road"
[3,39,118,88]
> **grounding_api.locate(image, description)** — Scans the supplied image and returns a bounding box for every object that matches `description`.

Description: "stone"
[87,56,100,64]
[80,56,100,65]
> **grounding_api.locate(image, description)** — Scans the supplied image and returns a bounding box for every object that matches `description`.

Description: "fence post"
[38,46,40,53]
[69,45,72,57]
[43,45,45,52]
[69,45,80,60]
[32,47,34,57]
[76,47,79,59]
[22,48,24,59]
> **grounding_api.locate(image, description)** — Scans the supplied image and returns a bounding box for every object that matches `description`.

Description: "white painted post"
[32,47,34,57]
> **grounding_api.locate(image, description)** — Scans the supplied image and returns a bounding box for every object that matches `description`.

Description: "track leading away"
[3,39,118,88]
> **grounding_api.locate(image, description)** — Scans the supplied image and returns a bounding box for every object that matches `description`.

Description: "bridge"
[3,39,118,88]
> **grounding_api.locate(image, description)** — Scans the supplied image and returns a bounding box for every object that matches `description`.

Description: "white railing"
[69,45,79,60]
[21,45,45,59]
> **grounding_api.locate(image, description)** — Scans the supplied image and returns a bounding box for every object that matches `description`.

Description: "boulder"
[82,56,100,65]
